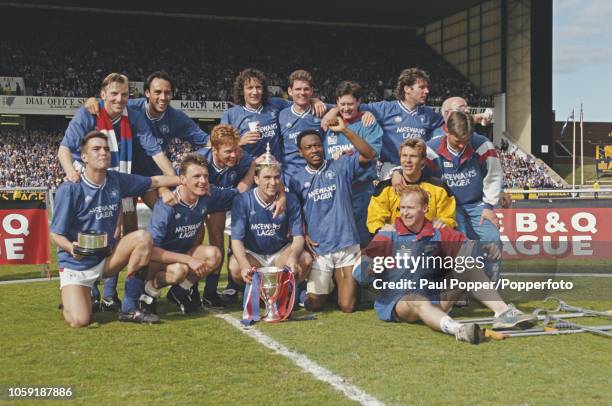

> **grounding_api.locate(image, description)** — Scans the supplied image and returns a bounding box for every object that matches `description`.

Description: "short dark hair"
[335,81,362,101]
[179,153,208,175]
[145,70,174,92]
[297,129,322,149]
[80,131,107,150]
[232,68,269,106]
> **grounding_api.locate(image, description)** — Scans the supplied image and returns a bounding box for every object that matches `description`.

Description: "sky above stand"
[553,0,612,122]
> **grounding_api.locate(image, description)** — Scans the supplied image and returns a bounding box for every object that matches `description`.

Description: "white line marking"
[214,312,386,406]
[502,272,612,278]
[0,277,58,285]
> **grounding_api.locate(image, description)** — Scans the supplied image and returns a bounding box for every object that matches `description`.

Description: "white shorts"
[246,244,290,268]
[224,212,231,236]
[307,244,361,295]
[59,259,106,289]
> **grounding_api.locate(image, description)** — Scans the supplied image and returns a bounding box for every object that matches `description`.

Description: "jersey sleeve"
[429,110,444,133]
[147,200,171,246]
[220,109,231,125]
[230,193,248,241]
[359,101,389,122]
[236,151,255,180]
[477,139,503,208]
[50,183,76,237]
[176,109,209,146]
[287,193,303,237]
[208,186,238,212]
[61,107,94,155]
[366,186,393,234]
[433,184,457,229]
[363,121,383,157]
[268,97,292,112]
[132,109,162,156]
[118,173,152,198]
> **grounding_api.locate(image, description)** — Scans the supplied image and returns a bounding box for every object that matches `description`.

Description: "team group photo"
[1,1,610,404]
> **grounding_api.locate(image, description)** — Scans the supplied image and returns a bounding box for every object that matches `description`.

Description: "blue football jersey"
[323,115,383,183]
[50,172,152,271]
[231,189,302,255]
[129,98,209,176]
[278,105,324,178]
[289,153,366,255]
[196,147,254,189]
[61,103,161,168]
[148,186,237,254]
[360,101,443,165]
[220,97,290,160]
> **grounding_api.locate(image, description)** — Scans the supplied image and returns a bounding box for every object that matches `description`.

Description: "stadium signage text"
[0,96,231,119]
[0,191,50,265]
[498,208,607,258]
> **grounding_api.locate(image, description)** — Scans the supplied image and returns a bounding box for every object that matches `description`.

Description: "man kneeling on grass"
[355,186,536,344]
[50,131,180,327]
[127,154,237,315]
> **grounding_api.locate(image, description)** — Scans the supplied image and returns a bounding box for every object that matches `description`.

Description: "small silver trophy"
[258,266,283,322]
[74,230,111,256]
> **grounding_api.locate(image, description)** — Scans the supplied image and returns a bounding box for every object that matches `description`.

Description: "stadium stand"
[0,9,491,106]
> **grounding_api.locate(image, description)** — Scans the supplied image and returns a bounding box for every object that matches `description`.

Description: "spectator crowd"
[0,128,558,191]
[498,141,560,189]
[0,8,491,106]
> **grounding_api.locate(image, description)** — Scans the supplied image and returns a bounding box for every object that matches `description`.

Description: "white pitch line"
[502,272,612,278]
[0,277,58,285]
[214,312,386,406]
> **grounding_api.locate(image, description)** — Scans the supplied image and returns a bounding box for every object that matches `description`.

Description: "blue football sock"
[91,282,101,301]
[204,273,220,299]
[121,276,144,313]
[103,275,118,298]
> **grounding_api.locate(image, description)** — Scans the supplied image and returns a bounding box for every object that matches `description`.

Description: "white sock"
[440,315,462,335]
[494,304,509,318]
[179,279,194,290]
[144,281,162,298]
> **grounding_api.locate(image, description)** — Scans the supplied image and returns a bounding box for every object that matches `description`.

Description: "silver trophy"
[74,230,111,256]
[258,266,283,322]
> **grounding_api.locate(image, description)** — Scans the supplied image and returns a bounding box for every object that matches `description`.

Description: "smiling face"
[214,141,239,168]
[399,191,428,231]
[399,145,424,178]
[337,94,360,121]
[100,81,129,118]
[298,133,324,168]
[255,165,281,201]
[288,79,313,110]
[145,78,172,115]
[243,78,263,109]
[181,163,210,197]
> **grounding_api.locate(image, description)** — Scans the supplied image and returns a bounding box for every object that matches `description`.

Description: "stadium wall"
[420,0,553,166]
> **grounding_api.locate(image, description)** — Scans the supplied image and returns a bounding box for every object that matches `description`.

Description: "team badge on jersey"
[286,122,292,128]
[229,171,237,182]
[325,171,336,179]
[443,161,454,168]
[394,116,402,123]
[161,124,170,134]
[85,195,92,203]
[304,181,311,188]
[110,189,118,198]
[175,213,181,219]
[327,134,337,145]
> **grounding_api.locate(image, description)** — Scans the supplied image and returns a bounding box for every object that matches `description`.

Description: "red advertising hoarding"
[0,190,50,265]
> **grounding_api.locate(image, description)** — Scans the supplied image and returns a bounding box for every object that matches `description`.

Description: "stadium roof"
[5,0,485,28]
